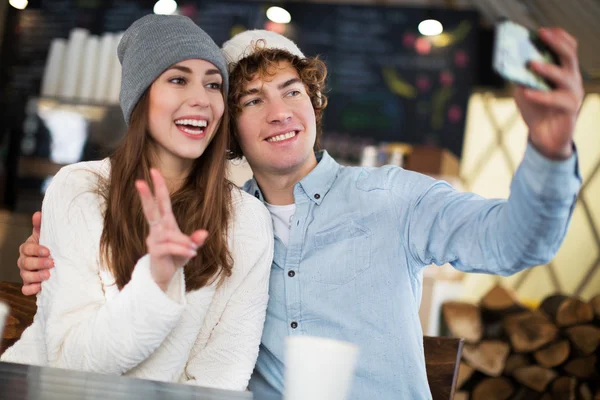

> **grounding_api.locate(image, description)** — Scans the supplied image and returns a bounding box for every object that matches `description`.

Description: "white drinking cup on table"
[0,301,9,339]
[284,335,359,400]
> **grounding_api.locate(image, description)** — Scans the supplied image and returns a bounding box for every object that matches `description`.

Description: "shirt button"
[314,193,321,199]
[291,321,298,329]
[288,270,295,277]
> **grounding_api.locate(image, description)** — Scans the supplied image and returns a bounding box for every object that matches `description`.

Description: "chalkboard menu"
[280,4,479,158]
[0,0,478,159]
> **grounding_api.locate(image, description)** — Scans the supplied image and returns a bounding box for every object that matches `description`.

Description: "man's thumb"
[32,211,42,240]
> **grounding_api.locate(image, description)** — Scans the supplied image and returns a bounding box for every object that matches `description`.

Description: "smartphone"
[493,20,560,91]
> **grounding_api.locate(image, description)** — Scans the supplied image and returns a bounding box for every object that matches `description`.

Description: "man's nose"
[266,98,293,124]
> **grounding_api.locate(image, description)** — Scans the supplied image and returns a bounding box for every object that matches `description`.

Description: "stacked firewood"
[442,285,600,400]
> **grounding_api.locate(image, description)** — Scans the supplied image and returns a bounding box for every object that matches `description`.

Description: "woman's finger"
[150,243,197,259]
[136,180,161,225]
[155,230,197,249]
[150,169,175,223]
[190,230,209,247]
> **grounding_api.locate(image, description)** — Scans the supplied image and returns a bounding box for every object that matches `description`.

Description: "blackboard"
[279,3,479,158]
[0,0,479,159]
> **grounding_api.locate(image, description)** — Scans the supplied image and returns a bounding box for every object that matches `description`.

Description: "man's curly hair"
[227,42,328,160]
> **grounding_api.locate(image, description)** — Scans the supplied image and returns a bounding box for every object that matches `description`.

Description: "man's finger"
[20,268,50,285]
[136,180,161,225]
[522,88,580,112]
[20,255,54,271]
[539,28,579,73]
[20,241,51,257]
[549,27,577,52]
[529,61,578,92]
[32,211,42,237]
[22,283,42,296]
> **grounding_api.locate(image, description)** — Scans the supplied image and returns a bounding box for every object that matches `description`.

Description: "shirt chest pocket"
[311,220,372,285]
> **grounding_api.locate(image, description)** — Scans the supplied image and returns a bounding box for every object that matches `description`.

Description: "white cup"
[284,336,359,400]
[0,301,9,339]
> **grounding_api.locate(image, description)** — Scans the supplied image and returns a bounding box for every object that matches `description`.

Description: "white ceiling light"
[266,6,291,24]
[418,19,443,36]
[153,0,178,15]
[9,0,28,10]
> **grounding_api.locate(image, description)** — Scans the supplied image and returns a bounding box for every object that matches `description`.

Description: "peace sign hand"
[135,169,208,292]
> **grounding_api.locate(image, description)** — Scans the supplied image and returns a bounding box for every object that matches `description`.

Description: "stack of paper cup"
[284,336,359,400]
[77,35,100,101]
[0,302,9,340]
[41,38,67,98]
[360,145,378,167]
[59,28,89,100]
[93,33,116,103]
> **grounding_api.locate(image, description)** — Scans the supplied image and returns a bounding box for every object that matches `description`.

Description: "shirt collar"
[246,150,340,205]
[297,150,339,205]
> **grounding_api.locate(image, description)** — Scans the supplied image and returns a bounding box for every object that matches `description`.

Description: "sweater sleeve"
[38,164,186,374]
[182,193,274,390]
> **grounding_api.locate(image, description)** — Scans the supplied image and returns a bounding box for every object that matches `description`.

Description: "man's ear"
[315,91,323,107]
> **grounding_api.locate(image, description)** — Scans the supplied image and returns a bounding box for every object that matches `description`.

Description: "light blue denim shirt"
[245,143,581,400]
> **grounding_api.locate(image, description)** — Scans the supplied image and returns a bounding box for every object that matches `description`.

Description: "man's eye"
[243,99,261,107]
[287,90,301,97]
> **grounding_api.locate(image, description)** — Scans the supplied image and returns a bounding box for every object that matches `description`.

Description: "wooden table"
[0,282,36,356]
[0,361,253,400]
[1,281,461,399]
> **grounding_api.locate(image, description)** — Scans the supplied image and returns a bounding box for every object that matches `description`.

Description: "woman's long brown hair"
[98,90,233,291]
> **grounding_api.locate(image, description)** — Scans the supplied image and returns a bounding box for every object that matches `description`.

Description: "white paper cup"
[284,336,359,400]
[0,301,9,339]
[41,38,67,97]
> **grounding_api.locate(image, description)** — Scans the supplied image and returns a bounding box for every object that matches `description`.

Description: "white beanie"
[221,29,304,71]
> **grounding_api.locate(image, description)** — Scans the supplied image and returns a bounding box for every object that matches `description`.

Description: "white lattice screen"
[459,92,600,305]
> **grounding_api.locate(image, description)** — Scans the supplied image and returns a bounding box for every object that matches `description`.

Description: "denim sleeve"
[396,142,581,276]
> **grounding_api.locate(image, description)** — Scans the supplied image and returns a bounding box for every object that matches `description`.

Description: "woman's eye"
[169,77,186,85]
[206,82,222,90]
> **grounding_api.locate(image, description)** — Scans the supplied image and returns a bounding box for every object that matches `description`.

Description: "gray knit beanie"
[117,14,228,125]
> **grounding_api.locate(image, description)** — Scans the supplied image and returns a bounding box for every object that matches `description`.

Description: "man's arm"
[397,27,583,276]
[399,145,579,275]
[18,211,53,295]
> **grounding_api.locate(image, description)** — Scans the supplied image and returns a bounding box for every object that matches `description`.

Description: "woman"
[1,14,274,391]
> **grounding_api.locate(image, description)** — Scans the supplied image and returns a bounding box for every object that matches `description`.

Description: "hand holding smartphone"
[493,20,560,91]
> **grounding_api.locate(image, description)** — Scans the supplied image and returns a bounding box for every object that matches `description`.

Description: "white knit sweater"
[1,160,274,391]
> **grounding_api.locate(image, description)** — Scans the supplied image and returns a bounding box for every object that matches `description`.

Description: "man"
[17,27,583,399]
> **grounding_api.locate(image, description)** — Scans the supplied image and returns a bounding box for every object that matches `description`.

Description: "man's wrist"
[529,138,574,161]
